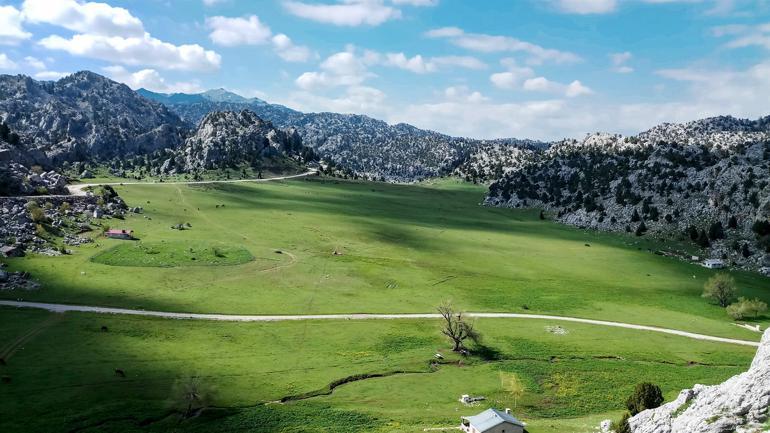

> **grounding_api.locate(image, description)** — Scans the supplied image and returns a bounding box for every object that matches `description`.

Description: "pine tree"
[696,229,710,248]
[708,221,725,240]
[631,209,641,222]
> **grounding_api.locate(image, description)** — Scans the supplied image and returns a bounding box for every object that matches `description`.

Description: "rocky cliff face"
[485,116,770,270]
[0,71,186,163]
[630,329,770,433]
[157,110,307,174]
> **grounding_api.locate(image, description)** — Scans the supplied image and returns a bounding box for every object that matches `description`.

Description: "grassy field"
[3,177,768,338]
[1,176,767,432]
[0,307,757,433]
[91,241,255,267]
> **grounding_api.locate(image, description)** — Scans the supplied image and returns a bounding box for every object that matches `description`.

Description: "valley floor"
[1,176,768,432]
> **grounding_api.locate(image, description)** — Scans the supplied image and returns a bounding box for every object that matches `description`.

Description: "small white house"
[702,259,725,269]
[461,408,525,433]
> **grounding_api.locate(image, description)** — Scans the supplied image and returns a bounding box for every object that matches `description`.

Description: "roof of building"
[463,409,525,431]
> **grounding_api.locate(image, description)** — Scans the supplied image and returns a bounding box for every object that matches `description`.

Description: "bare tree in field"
[438,301,481,352]
[172,376,214,419]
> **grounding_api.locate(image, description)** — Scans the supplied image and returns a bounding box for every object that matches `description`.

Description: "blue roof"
[464,408,525,432]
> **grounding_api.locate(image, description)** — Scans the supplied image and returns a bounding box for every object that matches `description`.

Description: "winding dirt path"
[0,300,759,347]
[67,170,318,196]
[18,170,317,199]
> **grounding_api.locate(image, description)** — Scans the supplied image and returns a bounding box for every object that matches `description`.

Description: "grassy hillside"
[0,308,756,433]
[0,176,767,432]
[3,177,768,338]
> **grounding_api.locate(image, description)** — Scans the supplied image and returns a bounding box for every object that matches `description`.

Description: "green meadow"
[3,177,768,337]
[0,308,757,433]
[1,176,768,432]
[92,241,255,268]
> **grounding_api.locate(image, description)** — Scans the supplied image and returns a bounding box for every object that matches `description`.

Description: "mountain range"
[1,70,769,270]
[138,87,545,182]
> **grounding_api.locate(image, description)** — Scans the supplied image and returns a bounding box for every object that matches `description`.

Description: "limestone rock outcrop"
[630,329,770,433]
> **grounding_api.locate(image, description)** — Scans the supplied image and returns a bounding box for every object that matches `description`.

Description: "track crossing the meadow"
[22,170,318,198]
[0,300,760,347]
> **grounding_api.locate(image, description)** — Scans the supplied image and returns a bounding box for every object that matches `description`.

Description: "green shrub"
[626,382,664,415]
[702,273,737,308]
[726,297,768,320]
[26,202,48,223]
[612,412,632,433]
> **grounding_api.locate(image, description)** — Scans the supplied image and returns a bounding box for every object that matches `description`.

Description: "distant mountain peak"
[201,88,261,104]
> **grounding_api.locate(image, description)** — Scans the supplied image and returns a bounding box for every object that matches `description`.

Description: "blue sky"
[1,0,770,140]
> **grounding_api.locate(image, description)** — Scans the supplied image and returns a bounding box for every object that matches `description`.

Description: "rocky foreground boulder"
[630,328,770,433]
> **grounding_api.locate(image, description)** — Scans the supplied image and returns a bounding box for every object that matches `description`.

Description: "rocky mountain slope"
[485,116,770,269]
[139,88,545,182]
[630,328,769,433]
[0,71,187,163]
[0,73,316,187]
[157,110,312,174]
[452,140,542,183]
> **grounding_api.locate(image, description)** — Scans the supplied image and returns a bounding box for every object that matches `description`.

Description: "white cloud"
[284,85,388,115]
[391,0,438,5]
[610,51,634,73]
[424,26,464,38]
[390,95,572,140]
[206,15,272,46]
[521,76,593,97]
[565,80,592,97]
[384,52,434,73]
[272,34,313,62]
[24,56,46,70]
[553,0,618,14]
[0,5,32,45]
[523,76,560,92]
[654,61,770,117]
[443,85,488,103]
[24,0,221,72]
[553,0,739,15]
[34,70,70,80]
[489,58,535,89]
[283,0,402,26]
[22,0,144,38]
[425,27,581,65]
[0,53,18,70]
[38,33,221,72]
[712,21,770,50]
[296,48,376,90]
[429,56,487,70]
[206,15,312,62]
[381,52,487,73]
[203,0,228,5]
[103,65,203,93]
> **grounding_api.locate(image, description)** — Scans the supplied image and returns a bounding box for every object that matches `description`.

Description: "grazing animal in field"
[1,376,10,383]
[100,326,109,332]
[114,369,126,378]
